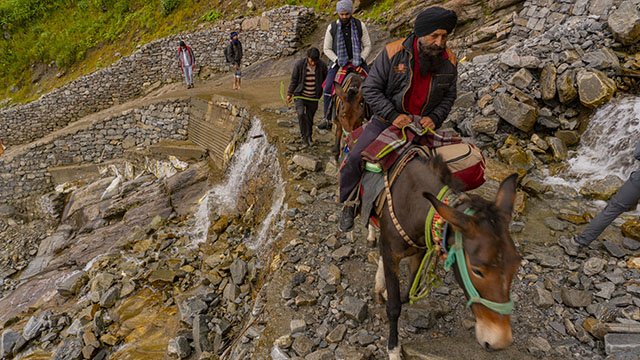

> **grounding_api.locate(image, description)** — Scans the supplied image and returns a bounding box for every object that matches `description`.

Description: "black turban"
[414,7,458,37]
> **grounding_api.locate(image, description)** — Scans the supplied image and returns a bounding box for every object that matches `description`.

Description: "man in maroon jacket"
[177,40,195,88]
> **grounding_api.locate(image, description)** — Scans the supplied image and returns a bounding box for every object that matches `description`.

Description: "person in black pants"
[286,48,328,147]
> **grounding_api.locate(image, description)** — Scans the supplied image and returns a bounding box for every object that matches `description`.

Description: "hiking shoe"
[558,236,582,256]
[317,120,332,130]
[339,206,355,232]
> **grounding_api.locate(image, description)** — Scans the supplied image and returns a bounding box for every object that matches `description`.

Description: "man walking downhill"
[559,141,640,256]
[338,7,459,232]
[319,0,371,130]
[225,31,244,90]
[287,48,328,148]
[177,40,195,88]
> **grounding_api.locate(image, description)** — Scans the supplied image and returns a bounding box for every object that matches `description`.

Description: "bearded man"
[338,6,459,232]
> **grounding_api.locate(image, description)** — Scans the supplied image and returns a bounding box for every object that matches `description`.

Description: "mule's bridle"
[444,208,515,315]
[388,181,515,315]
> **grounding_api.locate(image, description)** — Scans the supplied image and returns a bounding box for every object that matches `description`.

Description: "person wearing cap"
[338,6,459,232]
[318,0,372,130]
[286,47,328,148]
[177,40,195,88]
[224,31,243,90]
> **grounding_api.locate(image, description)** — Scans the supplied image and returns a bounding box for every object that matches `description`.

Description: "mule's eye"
[472,268,484,278]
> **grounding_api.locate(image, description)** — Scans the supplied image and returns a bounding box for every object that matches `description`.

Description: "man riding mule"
[320,0,371,130]
[338,6,459,232]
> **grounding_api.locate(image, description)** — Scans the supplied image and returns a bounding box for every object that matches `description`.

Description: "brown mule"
[332,73,367,162]
[372,154,521,359]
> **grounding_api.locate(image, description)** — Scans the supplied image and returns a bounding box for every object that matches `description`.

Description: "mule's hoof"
[388,346,402,360]
[375,290,388,304]
[367,237,377,248]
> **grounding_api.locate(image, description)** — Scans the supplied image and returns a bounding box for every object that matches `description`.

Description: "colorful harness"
[401,186,514,315]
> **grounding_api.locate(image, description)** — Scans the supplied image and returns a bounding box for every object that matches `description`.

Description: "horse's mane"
[346,88,359,103]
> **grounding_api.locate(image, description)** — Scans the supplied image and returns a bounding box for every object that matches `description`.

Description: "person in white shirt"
[318,0,371,130]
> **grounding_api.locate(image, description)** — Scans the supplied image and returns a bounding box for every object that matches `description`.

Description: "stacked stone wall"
[0,6,315,146]
[0,100,190,204]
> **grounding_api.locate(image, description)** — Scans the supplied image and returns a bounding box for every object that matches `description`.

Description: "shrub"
[160,0,179,16]
[200,9,221,22]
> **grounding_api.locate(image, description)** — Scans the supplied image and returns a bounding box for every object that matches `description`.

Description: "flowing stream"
[546,96,640,189]
[191,118,286,248]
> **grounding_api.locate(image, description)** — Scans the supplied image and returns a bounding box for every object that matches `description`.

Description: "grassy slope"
[0,0,394,105]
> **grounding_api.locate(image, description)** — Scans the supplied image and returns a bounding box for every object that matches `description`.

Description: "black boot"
[339,205,355,232]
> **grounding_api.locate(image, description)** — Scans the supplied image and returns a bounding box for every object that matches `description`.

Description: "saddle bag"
[433,143,485,191]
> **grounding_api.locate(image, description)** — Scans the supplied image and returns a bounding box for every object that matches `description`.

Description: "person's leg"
[294,99,306,143]
[186,65,193,87]
[182,67,190,87]
[577,171,640,245]
[338,119,388,231]
[235,64,242,90]
[305,100,318,143]
[320,66,338,129]
[360,61,370,73]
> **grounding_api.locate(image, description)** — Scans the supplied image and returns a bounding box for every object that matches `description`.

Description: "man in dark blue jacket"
[338,7,459,232]
[561,141,640,254]
[286,48,328,147]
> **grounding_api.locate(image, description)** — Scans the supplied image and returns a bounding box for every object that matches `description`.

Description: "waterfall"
[546,96,640,189]
[191,118,286,248]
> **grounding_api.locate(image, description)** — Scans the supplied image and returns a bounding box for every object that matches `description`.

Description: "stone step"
[148,140,207,160]
[605,333,640,355]
[48,160,121,185]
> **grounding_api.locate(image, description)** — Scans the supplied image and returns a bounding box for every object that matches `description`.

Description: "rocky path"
[209,80,640,359]
[1,52,640,360]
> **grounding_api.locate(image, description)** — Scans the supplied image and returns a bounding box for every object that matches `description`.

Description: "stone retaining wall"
[0,99,190,205]
[0,6,315,146]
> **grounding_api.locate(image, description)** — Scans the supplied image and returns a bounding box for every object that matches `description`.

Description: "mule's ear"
[495,173,518,220]
[423,192,472,231]
[334,83,346,100]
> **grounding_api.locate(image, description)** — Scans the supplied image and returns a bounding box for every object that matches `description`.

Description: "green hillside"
[1,0,380,105]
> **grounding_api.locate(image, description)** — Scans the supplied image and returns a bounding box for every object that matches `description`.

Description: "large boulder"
[497,143,534,170]
[580,175,625,200]
[608,0,640,45]
[493,93,539,132]
[555,130,580,146]
[471,117,500,135]
[557,70,578,104]
[509,68,534,89]
[577,70,616,109]
[540,64,557,101]
[622,219,640,240]
[546,137,569,161]
[582,48,620,69]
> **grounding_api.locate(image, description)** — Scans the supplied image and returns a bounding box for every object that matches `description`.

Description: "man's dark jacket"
[362,34,457,127]
[225,41,243,65]
[288,58,328,99]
